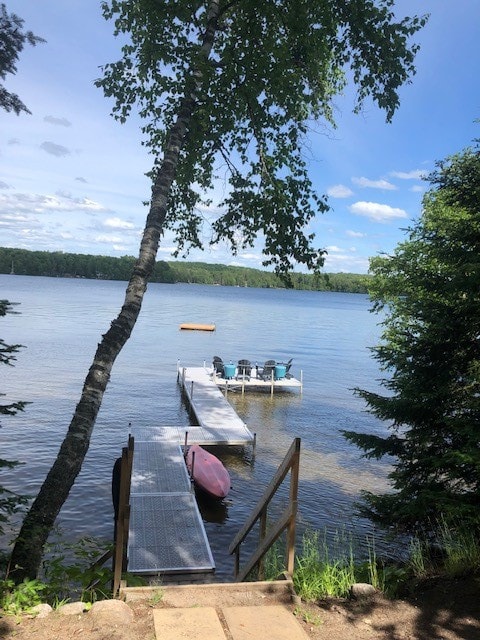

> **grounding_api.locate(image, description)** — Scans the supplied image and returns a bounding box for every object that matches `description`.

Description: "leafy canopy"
[96,0,427,275]
[0,3,45,115]
[343,145,480,534]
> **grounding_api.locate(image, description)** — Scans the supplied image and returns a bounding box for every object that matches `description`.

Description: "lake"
[0,274,394,580]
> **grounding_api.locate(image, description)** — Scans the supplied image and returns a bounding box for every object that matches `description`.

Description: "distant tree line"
[0,247,370,293]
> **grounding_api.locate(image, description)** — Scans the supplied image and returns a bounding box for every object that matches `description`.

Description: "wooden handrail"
[229,437,300,580]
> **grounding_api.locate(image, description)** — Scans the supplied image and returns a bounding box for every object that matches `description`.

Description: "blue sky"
[1,1,479,274]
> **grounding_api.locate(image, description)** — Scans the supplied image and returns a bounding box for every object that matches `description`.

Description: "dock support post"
[252,432,257,459]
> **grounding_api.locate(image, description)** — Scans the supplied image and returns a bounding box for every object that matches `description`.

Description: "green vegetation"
[277,524,480,603]
[293,530,356,601]
[0,577,46,615]
[40,535,114,604]
[0,300,28,565]
[2,522,479,614]
[0,247,370,292]
[1,535,114,614]
[343,145,480,536]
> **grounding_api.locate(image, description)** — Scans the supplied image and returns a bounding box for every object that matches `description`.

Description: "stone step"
[123,578,309,639]
[153,605,310,640]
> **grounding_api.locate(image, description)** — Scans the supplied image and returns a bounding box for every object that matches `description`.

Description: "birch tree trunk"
[9,0,221,582]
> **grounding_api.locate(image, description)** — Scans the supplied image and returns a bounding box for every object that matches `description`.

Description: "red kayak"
[186,444,231,499]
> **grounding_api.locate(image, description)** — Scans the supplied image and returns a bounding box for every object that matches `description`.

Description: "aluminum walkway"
[128,432,215,577]
[178,366,255,445]
[127,368,254,578]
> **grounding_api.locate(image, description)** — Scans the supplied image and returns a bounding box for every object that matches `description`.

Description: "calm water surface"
[1,275,394,580]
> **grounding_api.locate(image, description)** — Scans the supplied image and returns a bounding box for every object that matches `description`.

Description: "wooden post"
[234,548,240,578]
[286,438,300,575]
[112,436,134,597]
[258,508,268,580]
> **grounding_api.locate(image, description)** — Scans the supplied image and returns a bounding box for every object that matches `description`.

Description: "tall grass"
[408,517,480,579]
[260,517,480,603]
[293,529,356,601]
[437,517,480,576]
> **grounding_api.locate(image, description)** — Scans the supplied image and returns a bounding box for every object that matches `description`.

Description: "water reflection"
[195,490,230,525]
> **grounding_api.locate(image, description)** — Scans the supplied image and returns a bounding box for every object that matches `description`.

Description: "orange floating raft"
[179,323,216,331]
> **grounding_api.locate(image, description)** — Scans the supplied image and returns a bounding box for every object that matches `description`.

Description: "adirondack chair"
[236,359,252,380]
[257,359,276,380]
[212,355,225,377]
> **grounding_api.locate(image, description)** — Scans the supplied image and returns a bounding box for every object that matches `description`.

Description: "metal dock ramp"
[127,368,254,578]
[128,434,215,577]
[178,367,255,445]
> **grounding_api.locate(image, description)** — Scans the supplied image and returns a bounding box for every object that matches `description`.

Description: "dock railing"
[228,437,300,582]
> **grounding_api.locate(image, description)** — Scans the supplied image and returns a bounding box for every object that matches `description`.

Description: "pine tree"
[344,146,480,535]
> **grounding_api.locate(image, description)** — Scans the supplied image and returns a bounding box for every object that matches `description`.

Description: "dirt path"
[1,576,479,640]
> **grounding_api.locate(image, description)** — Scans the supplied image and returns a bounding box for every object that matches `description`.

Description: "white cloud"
[103,217,135,230]
[352,177,397,190]
[327,184,354,198]
[0,213,38,228]
[94,234,125,243]
[390,169,427,180]
[157,245,177,253]
[238,251,262,262]
[346,230,365,238]
[323,251,370,273]
[410,185,425,193]
[349,201,408,223]
[0,192,107,215]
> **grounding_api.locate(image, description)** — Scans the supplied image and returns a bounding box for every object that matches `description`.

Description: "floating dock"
[179,322,216,331]
[191,363,303,395]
